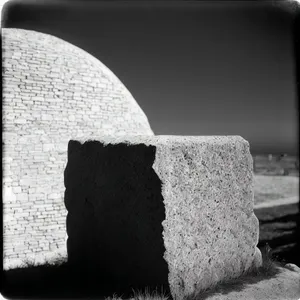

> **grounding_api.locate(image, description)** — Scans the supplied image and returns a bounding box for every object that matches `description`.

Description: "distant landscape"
[253,154,299,177]
[252,153,299,266]
[252,154,298,206]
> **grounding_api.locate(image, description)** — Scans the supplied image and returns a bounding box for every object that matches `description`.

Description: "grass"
[16,252,67,269]
[131,287,170,300]
[105,287,171,300]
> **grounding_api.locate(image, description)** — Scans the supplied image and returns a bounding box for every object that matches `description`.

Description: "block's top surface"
[73,135,249,148]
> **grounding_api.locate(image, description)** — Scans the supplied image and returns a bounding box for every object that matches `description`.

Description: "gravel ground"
[203,265,300,300]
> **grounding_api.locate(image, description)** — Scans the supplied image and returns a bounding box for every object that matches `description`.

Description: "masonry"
[2,28,153,269]
[65,136,261,298]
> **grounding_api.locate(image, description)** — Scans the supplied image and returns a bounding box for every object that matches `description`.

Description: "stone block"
[15,119,26,124]
[65,136,261,298]
[41,114,53,121]
[16,193,28,201]
[43,143,55,152]
[3,186,17,204]
[91,105,100,112]
[20,178,36,186]
[68,115,76,122]
[57,143,67,152]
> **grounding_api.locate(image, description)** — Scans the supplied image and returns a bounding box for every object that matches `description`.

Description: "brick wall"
[2,28,153,269]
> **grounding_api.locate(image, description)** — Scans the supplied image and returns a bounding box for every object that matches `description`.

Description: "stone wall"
[2,28,154,269]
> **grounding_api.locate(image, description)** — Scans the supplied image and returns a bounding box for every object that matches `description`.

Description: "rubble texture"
[69,135,261,299]
[2,28,153,269]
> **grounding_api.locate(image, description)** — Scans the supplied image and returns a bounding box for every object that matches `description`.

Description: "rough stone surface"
[2,28,153,269]
[68,135,261,299]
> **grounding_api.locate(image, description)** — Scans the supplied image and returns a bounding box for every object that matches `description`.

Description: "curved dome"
[2,28,153,136]
[2,28,153,268]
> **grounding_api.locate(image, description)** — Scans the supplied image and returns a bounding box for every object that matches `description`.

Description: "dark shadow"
[254,203,299,221]
[64,140,169,297]
[1,140,170,299]
[1,261,78,299]
[259,232,298,250]
[259,233,299,266]
[256,202,300,266]
[258,213,299,224]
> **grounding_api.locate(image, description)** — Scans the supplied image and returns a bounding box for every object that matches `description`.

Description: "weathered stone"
[12,186,22,194]
[91,105,100,112]
[66,135,261,298]
[48,193,61,200]
[14,119,26,124]
[16,193,29,201]
[20,178,36,186]
[41,114,53,121]
[42,143,55,152]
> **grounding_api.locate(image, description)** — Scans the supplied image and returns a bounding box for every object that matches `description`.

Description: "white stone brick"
[43,143,55,152]
[23,100,34,105]
[68,115,75,121]
[28,187,36,193]
[48,193,61,200]
[15,119,26,124]
[41,114,53,121]
[91,105,100,112]
[3,214,15,222]
[16,193,28,201]
[57,143,66,152]
[17,212,30,217]
[48,72,60,78]
[12,187,22,193]
[20,178,36,186]
[5,114,15,120]
[3,186,17,202]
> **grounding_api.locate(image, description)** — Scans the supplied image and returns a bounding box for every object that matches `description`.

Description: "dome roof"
[2,28,154,137]
[2,28,153,269]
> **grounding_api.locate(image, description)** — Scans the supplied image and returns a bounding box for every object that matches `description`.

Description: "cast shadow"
[1,140,170,299]
[64,140,170,297]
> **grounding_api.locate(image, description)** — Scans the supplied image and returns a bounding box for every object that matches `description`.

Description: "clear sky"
[2,0,299,154]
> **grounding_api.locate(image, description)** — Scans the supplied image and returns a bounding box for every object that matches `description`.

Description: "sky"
[2,0,299,154]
